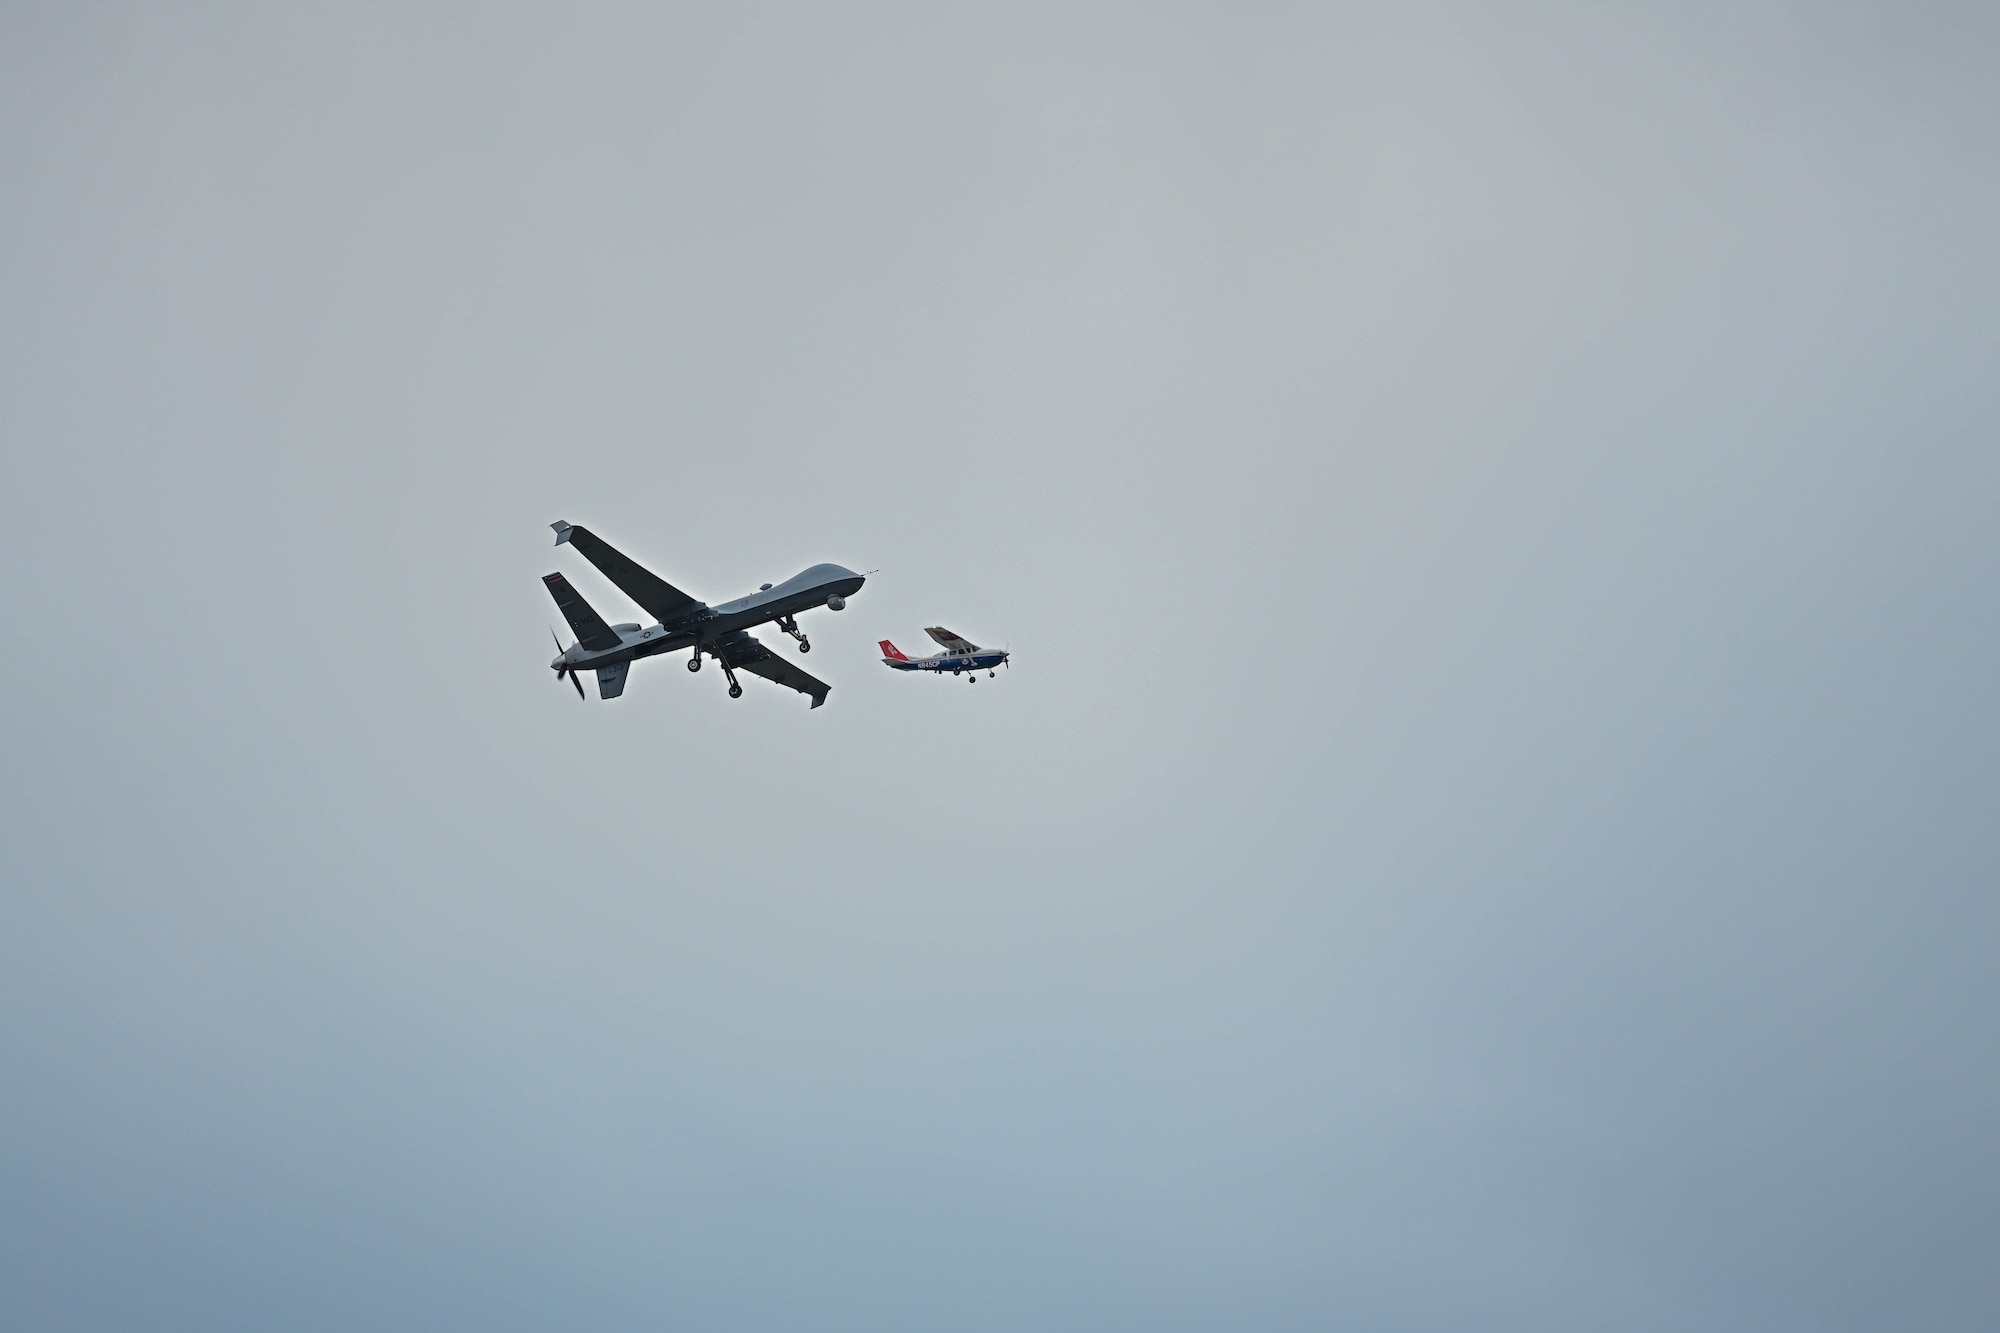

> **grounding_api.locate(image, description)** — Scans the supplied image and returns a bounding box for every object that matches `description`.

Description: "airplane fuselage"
[883,649,1009,674]
[550,563,864,674]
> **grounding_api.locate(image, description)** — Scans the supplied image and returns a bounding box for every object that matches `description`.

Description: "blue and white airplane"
[543,521,864,708]
[879,628,1010,682]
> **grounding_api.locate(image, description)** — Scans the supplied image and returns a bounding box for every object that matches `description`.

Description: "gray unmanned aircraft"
[543,521,864,708]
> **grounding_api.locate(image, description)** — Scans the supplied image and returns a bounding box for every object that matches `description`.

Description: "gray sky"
[4,3,1997,1329]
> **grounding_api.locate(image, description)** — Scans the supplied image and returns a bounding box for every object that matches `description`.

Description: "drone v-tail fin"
[543,572,621,651]
[595,661,629,700]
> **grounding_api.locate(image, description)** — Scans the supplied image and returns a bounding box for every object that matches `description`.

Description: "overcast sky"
[4,3,1997,1329]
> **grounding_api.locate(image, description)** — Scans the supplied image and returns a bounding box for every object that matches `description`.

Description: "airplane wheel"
[989,671,995,677]
[728,683,743,699]
[687,657,701,672]
[799,640,810,653]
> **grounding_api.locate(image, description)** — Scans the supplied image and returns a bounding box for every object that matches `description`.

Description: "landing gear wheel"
[968,675,976,684]
[798,639,810,653]
[728,683,743,699]
[687,655,702,672]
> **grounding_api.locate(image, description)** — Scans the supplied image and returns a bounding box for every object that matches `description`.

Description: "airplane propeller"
[551,626,584,700]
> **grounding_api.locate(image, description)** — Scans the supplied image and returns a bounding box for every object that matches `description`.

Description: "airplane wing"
[924,626,982,653]
[552,521,704,625]
[543,572,622,651]
[716,632,831,708]
[595,661,629,700]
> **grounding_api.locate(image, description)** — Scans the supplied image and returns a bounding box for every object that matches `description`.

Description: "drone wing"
[924,626,981,654]
[716,632,832,709]
[552,521,704,625]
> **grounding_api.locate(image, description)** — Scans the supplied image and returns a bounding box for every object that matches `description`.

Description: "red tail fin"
[879,639,908,661]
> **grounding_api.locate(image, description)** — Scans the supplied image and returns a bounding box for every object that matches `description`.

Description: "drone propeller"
[550,626,585,700]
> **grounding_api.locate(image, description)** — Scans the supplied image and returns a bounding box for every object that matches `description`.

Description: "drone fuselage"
[550,563,864,674]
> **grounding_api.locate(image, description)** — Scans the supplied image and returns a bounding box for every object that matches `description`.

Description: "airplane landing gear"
[777,615,810,653]
[728,682,743,699]
[687,650,702,672]
[720,659,743,698]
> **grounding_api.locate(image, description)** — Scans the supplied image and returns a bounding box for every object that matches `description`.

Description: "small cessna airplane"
[879,628,1010,682]
[543,521,864,708]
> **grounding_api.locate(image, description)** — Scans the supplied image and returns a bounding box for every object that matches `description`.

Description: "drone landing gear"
[777,615,810,654]
[719,658,744,699]
[687,648,702,672]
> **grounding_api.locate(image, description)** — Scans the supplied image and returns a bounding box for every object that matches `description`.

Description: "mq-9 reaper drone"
[543,521,864,708]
